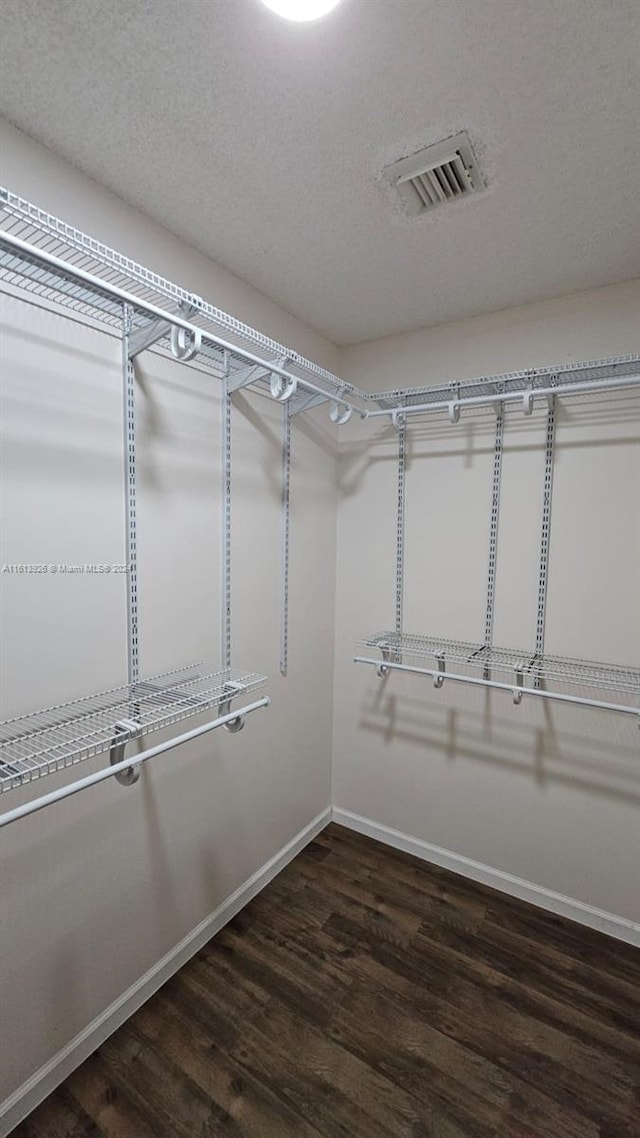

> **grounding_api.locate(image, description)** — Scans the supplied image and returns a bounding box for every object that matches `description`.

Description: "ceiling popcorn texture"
[0,0,638,345]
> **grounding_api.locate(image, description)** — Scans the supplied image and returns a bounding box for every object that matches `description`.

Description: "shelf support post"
[280,404,291,676]
[222,363,232,674]
[483,394,504,676]
[395,415,407,657]
[122,304,139,689]
[534,388,557,686]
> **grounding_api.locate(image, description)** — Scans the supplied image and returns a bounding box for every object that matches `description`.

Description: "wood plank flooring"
[12,823,640,1138]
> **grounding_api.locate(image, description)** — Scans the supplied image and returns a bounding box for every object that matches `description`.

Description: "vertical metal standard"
[280,405,291,676]
[122,304,139,687]
[535,394,557,679]
[221,372,232,673]
[484,406,504,651]
[395,419,407,643]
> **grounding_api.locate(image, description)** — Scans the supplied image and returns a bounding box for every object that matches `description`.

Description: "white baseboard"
[331,807,640,948]
[0,806,331,1138]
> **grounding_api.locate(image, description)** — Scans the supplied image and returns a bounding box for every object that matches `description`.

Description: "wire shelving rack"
[3,187,637,422]
[0,667,267,795]
[0,187,359,418]
[1,184,638,797]
[0,188,282,819]
[358,632,640,699]
[362,355,640,420]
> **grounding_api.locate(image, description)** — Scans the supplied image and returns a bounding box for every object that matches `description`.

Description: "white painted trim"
[0,806,331,1138]
[331,807,640,948]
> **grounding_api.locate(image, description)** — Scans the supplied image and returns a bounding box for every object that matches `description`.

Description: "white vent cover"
[384,132,483,215]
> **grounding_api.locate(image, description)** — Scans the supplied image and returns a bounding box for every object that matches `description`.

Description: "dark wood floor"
[13,823,640,1138]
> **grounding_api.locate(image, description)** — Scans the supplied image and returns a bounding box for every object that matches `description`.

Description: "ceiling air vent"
[384,132,483,216]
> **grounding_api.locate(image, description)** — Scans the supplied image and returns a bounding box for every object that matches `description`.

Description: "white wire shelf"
[0,186,359,407]
[359,632,640,697]
[0,665,267,795]
[365,355,640,413]
[4,188,637,423]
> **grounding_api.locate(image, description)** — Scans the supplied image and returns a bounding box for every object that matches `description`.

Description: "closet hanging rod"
[0,697,270,829]
[0,230,355,414]
[354,657,639,719]
[363,374,640,421]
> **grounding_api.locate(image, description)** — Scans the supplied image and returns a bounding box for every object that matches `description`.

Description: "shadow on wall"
[358,678,640,807]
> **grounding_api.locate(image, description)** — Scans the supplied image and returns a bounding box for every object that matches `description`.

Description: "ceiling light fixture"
[261,0,342,21]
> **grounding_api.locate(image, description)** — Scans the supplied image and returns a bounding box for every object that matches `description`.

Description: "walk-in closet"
[1,2,639,1136]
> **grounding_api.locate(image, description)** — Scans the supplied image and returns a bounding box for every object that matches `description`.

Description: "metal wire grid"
[367,355,640,411]
[0,231,237,385]
[0,240,126,327]
[0,223,348,410]
[1,192,637,419]
[360,632,640,697]
[0,231,257,396]
[0,187,359,402]
[0,666,267,793]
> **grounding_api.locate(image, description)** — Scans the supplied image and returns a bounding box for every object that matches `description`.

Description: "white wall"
[334,280,640,924]
[0,121,338,1111]
[343,279,640,391]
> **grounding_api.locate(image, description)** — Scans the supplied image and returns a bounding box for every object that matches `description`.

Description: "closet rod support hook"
[109,719,142,786]
[219,681,247,732]
[512,666,524,705]
[330,401,353,425]
[270,372,297,402]
[170,323,202,362]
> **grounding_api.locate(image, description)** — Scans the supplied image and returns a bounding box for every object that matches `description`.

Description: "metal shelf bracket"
[376,645,391,678]
[289,391,328,416]
[109,719,142,786]
[219,680,247,733]
[128,299,200,360]
[512,666,524,705]
[228,356,287,395]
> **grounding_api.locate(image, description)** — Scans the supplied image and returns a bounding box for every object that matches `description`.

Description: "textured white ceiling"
[0,0,639,345]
